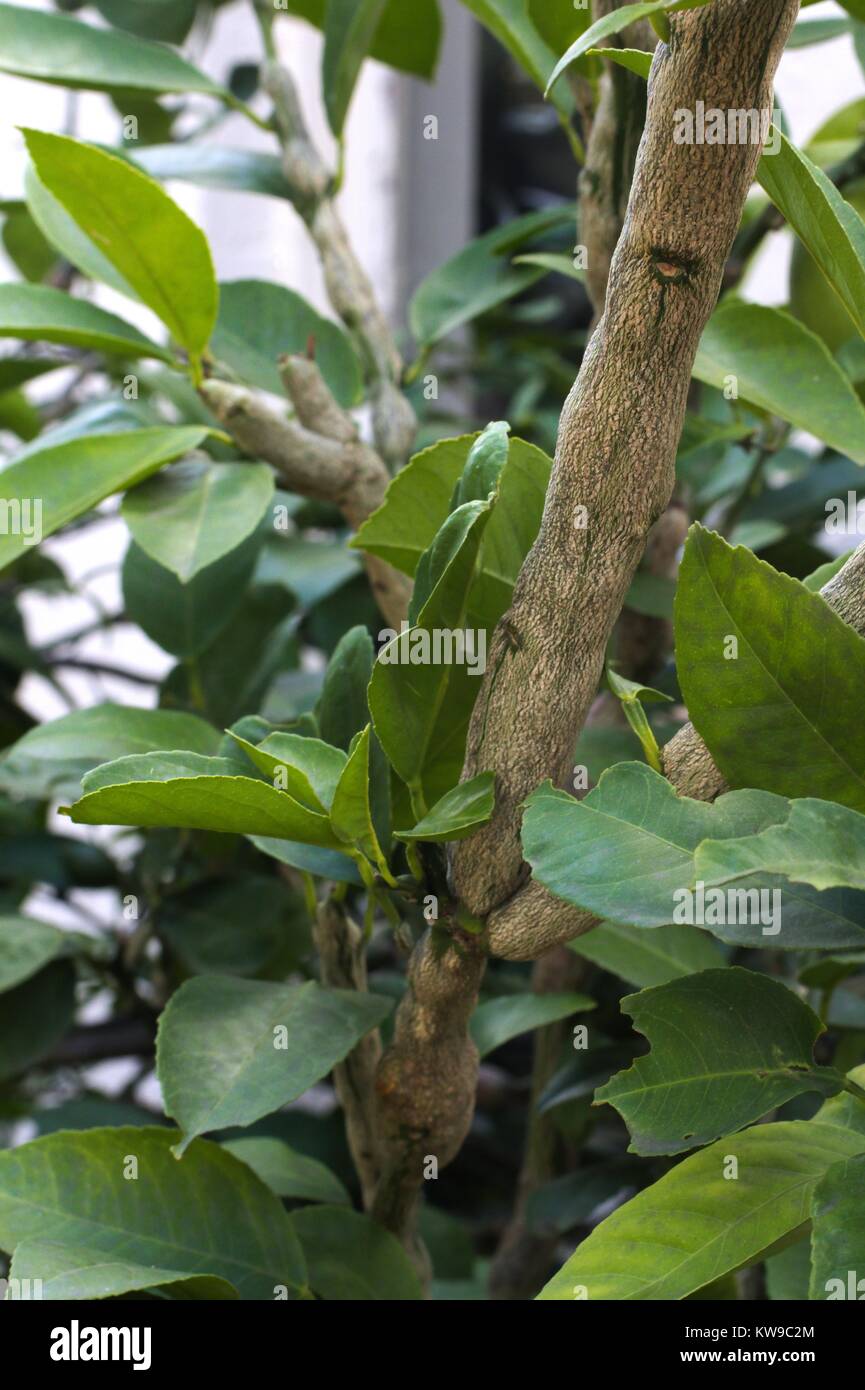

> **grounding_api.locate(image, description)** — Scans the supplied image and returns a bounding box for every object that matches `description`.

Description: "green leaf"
[598,968,829,1157]
[569,921,725,989]
[409,499,492,624]
[7,1240,238,1301]
[696,798,865,895]
[758,130,865,343]
[212,280,362,408]
[23,131,218,360]
[0,3,225,96]
[220,1138,350,1206]
[315,626,375,751]
[94,0,199,45]
[396,771,495,843]
[0,703,219,801]
[676,525,865,811]
[0,916,68,993]
[470,991,594,1059]
[512,250,587,282]
[546,1,711,93]
[122,532,262,660]
[451,420,510,508]
[0,961,76,1081]
[538,1120,865,1301]
[292,1205,423,1300]
[410,207,574,348]
[527,0,592,54]
[0,1127,306,1300]
[461,0,574,114]
[693,302,865,463]
[588,47,654,78]
[129,144,294,201]
[809,1153,865,1299]
[330,726,388,870]
[788,16,852,48]
[63,752,344,848]
[157,875,309,978]
[278,0,442,81]
[156,976,392,1151]
[249,835,362,886]
[122,460,274,582]
[0,284,171,361]
[522,765,789,929]
[25,163,138,302]
[230,732,347,813]
[0,426,210,573]
[323,0,388,136]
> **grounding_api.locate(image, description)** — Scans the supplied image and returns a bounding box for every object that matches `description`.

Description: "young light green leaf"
[23,131,218,361]
[0,426,210,573]
[395,771,495,843]
[7,1240,238,1301]
[0,284,171,361]
[0,1127,306,1300]
[568,921,725,990]
[122,460,274,582]
[758,130,865,343]
[409,499,492,625]
[0,3,225,96]
[220,1138,350,1207]
[676,525,865,811]
[156,976,392,1151]
[546,1,711,93]
[0,703,219,801]
[693,302,865,463]
[451,420,510,508]
[598,968,829,1156]
[539,1120,865,1301]
[62,751,343,848]
[230,732,347,812]
[323,0,388,136]
[330,726,388,871]
[25,163,138,302]
[696,798,865,895]
[292,1205,423,1300]
[588,47,654,78]
[470,991,595,1060]
[606,665,672,773]
[352,434,474,575]
[809,1153,865,1299]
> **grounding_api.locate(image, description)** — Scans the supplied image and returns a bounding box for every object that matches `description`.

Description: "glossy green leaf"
[395,771,495,843]
[212,280,362,408]
[323,0,388,135]
[0,703,218,801]
[0,3,225,95]
[527,0,592,55]
[523,765,789,929]
[352,435,473,574]
[470,991,594,1059]
[7,1240,237,1301]
[0,426,209,573]
[462,0,574,113]
[156,976,392,1150]
[0,916,68,993]
[410,207,575,348]
[25,163,138,302]
[693,303,865,463]
[292,1205,423,1300]
[23,131,218,360]
[0,1127,306,1300]
[588,47,654,78]
[0,284,171,361]
[676,525,865,811]
[546,1,711,93]
[598,969,829,1156]
[758,130,865,343]
[122,459,274,582]
[63,752,343,848]
[538,1121,865,1301]
[315,626,375,751]
[809,1153,865,1299]
[221,1138,350,1206]
[231,732,347,813]
[122,532,262,660]
[330,726,387,869]
[568,921,725,990]
[279,0,441,80]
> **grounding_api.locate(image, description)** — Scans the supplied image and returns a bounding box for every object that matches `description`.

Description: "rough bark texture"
[452,0,800,922]
[368,0,801,1267]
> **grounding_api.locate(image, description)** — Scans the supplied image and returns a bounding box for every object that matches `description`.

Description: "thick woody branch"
[486,537,865,962]
[200,373,411,627]
[452,0,799,922]
[263,61,416,469]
